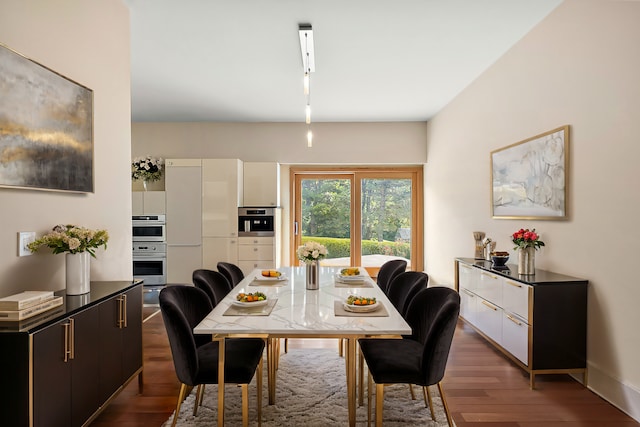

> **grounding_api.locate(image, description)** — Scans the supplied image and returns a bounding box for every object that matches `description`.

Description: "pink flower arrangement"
[512,228,545,250]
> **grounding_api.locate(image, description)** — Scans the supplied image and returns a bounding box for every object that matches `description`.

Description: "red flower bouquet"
[512,228,545,250]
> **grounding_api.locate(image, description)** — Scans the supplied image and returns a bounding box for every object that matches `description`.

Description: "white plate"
[232,299,269,308]
[253,274,287,282]
[336,274,366,283]
[343,301,380,313]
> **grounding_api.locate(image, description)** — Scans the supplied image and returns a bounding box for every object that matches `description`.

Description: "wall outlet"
[18,231,36,257]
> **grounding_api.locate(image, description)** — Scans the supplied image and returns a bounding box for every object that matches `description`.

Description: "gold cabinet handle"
[481,272,497,280]
[117,294,128,329]
[69,318,75,360]
[506,314,523,326]
[63,322,71,362]
[122,294,128,328]
[481,300,498,311]
[462,289,475,297]
[505,280,522,288]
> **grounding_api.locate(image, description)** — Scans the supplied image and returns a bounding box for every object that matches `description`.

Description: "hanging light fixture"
[299,24,315,146]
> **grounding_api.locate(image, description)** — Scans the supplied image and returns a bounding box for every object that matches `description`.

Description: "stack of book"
[0,291,63,322]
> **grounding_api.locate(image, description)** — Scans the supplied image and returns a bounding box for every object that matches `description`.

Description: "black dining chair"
[193,269,233,306]
[159,285,265,427]
[217,261,245,287]
[359,286,460,427]
[376,259,407,295]
[387,271,429,315]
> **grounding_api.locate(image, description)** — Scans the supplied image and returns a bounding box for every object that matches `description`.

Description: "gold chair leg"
[275,339,280,370]
[375,383,384,427]
[193,384,203,415]
[257,356,263,427]
[358,348,364,406]
[437,381,454,427]
[367,371,373,427]
[171,383,189,427]
[339,338,344,357]
[425,386,435,420]
[241,383,249,427]
[409,383,416,400]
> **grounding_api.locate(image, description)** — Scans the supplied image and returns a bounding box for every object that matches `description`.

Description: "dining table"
[193,265,411,426]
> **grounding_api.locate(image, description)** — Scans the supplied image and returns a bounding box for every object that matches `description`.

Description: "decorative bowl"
[491,255,509,267]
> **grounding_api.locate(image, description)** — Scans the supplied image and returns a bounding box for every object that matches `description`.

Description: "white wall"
[0,0,132,294]
[132,121,427,164]
[425,0,640,420]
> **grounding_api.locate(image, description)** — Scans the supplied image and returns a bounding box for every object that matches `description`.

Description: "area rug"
[163,348,450,426]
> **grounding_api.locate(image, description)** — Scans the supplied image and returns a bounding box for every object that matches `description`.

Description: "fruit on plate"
[340,267,360,276]
[236,292,267,302]
[261,270,282,277]
[346,295,376,306]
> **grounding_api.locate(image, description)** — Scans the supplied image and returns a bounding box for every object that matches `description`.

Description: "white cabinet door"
[165,159,202,244]
[458,262,478,292]
[166,159,202,284]
[132,191,166,215]
[503,278,531,322]
[238,261,273,276]
[243,162,280,207]
[476,297,502,345]
[459,287,478,326]
[477,270,503,307]
[502,312,529,365]
[202,237,238,270]
[167,245,202,285]
[142,191,166,214]
[202,159,243,237]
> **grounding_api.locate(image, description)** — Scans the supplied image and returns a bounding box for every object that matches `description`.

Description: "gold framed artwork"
[491,125,569,220]
[0,43,94,193]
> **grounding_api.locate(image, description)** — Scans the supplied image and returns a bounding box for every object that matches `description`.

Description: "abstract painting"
[0,44,93,193]
[491,126,569,219]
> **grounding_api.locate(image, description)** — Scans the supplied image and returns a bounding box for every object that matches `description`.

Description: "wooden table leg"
[346,337,357,427]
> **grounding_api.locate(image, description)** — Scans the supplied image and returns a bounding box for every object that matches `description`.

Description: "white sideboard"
[455,258,588,388]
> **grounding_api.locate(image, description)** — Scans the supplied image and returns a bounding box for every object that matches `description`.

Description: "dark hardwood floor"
[91,306,638,426]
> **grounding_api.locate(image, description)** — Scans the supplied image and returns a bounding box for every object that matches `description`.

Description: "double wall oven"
[132,215,166,306]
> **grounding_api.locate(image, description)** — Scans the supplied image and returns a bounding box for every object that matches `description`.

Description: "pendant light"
[299,24,315,147]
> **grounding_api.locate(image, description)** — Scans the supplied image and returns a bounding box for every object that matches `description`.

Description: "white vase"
[66,252,91,295]
[305,260,320,290]
[517,247,535,275]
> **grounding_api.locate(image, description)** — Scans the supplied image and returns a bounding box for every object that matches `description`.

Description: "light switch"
[18,231,36,257]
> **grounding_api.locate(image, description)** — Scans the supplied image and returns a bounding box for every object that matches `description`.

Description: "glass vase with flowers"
[296,241,328,290]
[512,228,544,275]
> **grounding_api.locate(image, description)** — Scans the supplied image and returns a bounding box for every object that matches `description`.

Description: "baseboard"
[583,362,640,422]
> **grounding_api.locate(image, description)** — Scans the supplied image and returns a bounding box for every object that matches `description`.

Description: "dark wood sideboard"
[0,281,143,427]
[454,258,588,388]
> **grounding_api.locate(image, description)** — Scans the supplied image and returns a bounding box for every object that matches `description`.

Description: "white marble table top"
[194,266,411,336]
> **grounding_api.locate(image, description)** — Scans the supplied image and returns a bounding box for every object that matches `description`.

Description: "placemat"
[333,300,389,317]
[249,276,289,287]
[223,298,278,316]
[334,279,374,288]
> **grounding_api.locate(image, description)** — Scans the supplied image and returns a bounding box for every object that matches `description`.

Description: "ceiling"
[127,0,562,123]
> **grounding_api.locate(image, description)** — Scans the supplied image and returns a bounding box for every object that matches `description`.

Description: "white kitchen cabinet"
[166,159,202,284]
[243,162,280,207]
[202,237,238,270]
[238,236,276,276]
[132,191,165,215]
[202,159,243,237]
[455,258,588,388]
